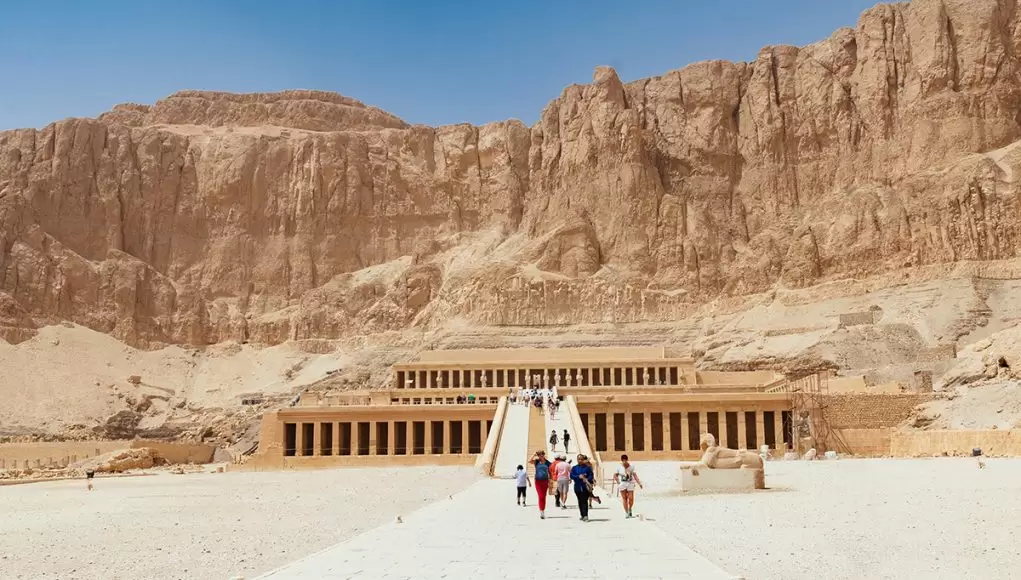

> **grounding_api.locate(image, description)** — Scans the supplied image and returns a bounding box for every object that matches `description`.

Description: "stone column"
[295,423,306,457]
[755,411,765,451]
[332,422,341,456]
[445,420,454,454]
[351,422,360,456]
[426,370,432,388]
[737,411,748,450]
[774,410,785,451]
[606,412,616,452]
[469,369,476,388]
[664,412,673,451]
[624,411,634,451]
[461,421,469,455]
[312,423,322,456]
[680,412,690,451]
[698,411,708,439]
[387,421,396,455]
[643,412,652,453]
[425,420,434,455]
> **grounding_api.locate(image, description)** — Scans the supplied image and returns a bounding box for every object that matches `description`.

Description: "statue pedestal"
[680,466,765,491]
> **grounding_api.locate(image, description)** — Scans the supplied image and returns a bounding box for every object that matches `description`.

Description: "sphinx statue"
[686,433,764,475]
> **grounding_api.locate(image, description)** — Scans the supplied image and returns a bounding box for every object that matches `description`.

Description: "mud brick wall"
[820,394,931,429]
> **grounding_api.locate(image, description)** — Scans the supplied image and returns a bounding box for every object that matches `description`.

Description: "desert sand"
[639,459,1021,580]
[0,466,479,580]
[3,460,1018,579]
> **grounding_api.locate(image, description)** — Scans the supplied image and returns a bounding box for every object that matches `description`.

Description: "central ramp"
[256,478,738,579]
[492,403,529,479]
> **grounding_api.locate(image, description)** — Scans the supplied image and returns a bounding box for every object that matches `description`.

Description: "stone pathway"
[493,403,529,479]
[256,479,737,580]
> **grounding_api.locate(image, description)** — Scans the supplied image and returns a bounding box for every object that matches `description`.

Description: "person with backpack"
[528,450,552,519]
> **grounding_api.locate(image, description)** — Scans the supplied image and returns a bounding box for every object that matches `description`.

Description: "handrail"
[474,396,509,476]
[564,395,603,488]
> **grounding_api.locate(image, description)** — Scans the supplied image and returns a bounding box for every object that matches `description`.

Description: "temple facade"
[246,347,800,470]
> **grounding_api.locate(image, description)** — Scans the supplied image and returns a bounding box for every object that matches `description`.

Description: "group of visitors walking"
[513,452,642,522]
[512,386,559,416]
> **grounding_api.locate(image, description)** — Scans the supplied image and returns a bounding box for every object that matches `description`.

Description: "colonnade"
[395,365,685,389]
[283,419,493,457]
[579,408,792,454]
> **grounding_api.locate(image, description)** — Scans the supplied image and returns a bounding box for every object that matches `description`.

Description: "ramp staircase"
[492,402,530,479]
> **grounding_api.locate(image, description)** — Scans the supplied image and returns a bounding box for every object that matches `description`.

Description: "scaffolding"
[786,371,851,455]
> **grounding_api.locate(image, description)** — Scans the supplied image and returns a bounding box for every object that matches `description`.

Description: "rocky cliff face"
[2,0,1021,348]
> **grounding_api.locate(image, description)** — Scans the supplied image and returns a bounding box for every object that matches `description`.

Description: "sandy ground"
[633,459,1021,580]
[0,465,479,580]
[0,325,346,434]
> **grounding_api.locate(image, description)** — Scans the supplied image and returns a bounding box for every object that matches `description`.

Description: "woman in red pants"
[528,450,552,519]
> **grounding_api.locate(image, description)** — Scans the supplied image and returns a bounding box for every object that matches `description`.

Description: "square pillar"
[295,423,306,457]
[643,412,652,453]
[388,421,396,455]
[461,421,469,455]
[445,420,453,454]
[755,411,765,451]
[624,411,634,451]
[737,411,748,450]
[664,412,672,451]
[469,369,475,388]
[425,420,434,455]
[698,411,708,438]
[680,412,690,451]
[370,421,379,455]
[312,423,322,456]
[774,410,785,451]
[606,412,616,452]
[351,422,360,456]
[332,422,341,456]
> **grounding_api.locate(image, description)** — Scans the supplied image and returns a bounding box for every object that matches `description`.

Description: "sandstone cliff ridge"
[2,0,1021,350]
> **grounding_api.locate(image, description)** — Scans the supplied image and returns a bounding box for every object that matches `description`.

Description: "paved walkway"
[493,403,529,479]
[257,479,738,579]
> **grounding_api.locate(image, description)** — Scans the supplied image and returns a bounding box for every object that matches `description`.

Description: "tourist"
[570,454,595,522]
[613,454,643,518]
[554,454,571,509]
[528,450,552,519]
[514,464,530,506]
[550,454,563,507]
[467,393,475,404]
[549,429,559,452]
[562,429,571,453]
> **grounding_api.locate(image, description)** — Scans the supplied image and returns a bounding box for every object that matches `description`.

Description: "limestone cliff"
[2,0,1021,349]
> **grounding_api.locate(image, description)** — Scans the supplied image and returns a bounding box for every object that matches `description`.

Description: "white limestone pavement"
[493,403,530,479]
[257,478,738,580]
[544,401,574,458]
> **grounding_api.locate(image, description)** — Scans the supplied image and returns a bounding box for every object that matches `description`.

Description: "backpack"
[534,461,550,480]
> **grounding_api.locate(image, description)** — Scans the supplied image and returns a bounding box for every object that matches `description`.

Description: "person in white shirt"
[613,454,643,518]
[514,464,531,506]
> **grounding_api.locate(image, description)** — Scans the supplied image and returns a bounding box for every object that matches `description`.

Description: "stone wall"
[819,394,931,429]
[890,430,1021,456]
[838,311,876,328]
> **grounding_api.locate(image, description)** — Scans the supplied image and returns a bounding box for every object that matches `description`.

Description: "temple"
[246,347,803,470]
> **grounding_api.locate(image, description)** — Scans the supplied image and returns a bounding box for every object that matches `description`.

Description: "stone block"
[680,467,765,491]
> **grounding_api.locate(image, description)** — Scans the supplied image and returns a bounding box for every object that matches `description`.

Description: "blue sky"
[0,1,884,130]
